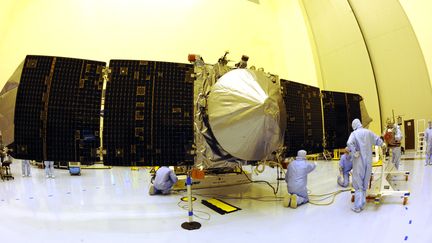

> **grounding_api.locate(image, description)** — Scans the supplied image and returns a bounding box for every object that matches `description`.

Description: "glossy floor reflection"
[1,153,431,243]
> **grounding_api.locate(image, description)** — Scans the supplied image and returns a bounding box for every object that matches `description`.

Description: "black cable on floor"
[240,167,279,195]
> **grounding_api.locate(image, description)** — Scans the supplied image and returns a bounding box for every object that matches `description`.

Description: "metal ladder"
[416,119,426,156]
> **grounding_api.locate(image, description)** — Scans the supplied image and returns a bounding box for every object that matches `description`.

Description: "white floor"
[1,154,431,243]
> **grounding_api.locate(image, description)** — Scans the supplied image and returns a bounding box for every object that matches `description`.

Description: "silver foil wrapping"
[0,61,23,147]
[207,69,286,161]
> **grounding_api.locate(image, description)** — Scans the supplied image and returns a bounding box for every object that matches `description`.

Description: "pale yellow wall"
[3,0,429,134]
[301,0,382,134]
[400,0,432,90]
[302,0,432,148]
[0,0,15,46]
[349,0,432,127]
[272,0,318,86]
[0,0,317,92]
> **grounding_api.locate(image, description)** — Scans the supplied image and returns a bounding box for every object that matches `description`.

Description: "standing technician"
[391,123,403,170]
[383,122,403,170]
[44,160,55,178]
[347,119,383,213]
[425,120,432,166]
[22,160,31,177]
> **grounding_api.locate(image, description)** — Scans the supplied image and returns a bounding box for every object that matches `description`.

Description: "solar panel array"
[14,55,105,163]
[13,55,363,164]
[103,60,194,166]
[321,91,362,149]
[280,80,323,156]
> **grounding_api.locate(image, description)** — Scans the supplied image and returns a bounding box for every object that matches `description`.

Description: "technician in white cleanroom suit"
[347,119,383,213]
[383,122,403,170]
[425,120,432,165]
[22,160,31,177]
[149,166,178,195]
[284,150,316,208]
[337,148,353,187]
[391,124,403,170]
[44,160,55,178]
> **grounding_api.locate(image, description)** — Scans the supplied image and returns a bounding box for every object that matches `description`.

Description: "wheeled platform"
[173,171,251,190]
[351,146,410,205]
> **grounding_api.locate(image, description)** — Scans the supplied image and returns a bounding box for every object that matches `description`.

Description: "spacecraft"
[0,53,371,168]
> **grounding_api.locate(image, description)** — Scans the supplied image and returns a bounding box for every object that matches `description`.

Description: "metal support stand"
[181,171,201,230]
[364,146,410,205]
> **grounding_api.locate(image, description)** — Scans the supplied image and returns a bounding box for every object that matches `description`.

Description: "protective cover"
[193,61,236,169]
[360,99,372,128]
[0,61,23,147]
[207,69,286,161]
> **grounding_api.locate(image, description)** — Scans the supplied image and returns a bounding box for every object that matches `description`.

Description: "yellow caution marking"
[181,196,197,202]
[207,198,237,212]
[372,160,383,167]
[202,198,241,214]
